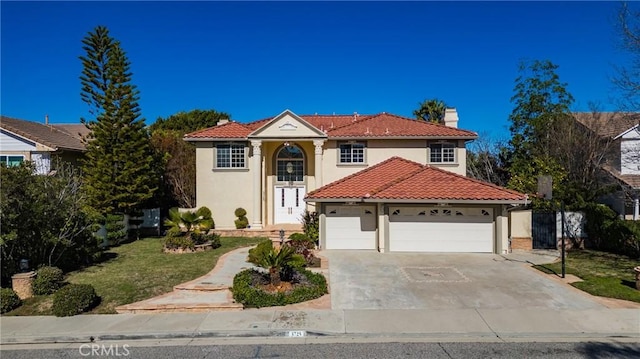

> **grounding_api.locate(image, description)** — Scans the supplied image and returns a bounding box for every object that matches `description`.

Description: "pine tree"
[79,26,157,216]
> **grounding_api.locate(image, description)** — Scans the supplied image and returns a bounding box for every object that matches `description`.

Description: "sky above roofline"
[0,1,632,140]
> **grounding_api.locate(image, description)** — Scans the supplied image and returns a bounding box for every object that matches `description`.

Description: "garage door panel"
[389,207,494,253]
[325,206,376,250]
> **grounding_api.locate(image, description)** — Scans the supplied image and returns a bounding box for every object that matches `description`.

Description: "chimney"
[444,108,458,128]
[217,119,229,126]
[45,114,49,125]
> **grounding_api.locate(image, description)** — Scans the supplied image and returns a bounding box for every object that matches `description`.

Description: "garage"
[388,206,494,253]
[324,205,377,250]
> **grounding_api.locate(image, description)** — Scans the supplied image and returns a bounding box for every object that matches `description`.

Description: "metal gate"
[532,212,556,249]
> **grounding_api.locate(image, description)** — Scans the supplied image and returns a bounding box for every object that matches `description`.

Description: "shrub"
[234,208,247,217]
[164,207,214,237]
[163,236,195,250]
[0,288,22,314]
[105,213,127,245]
[247,240,274,265]
[583,203,640,258]
[52,284,99,317]
[286,233,317,266]
[301,210,319,244]
[234,207,249,229]
[32,266,64,295]
[190,232,221,248]
[232,268,327,308]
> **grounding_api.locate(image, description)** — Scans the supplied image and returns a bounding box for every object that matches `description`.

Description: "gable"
[620,126,640,139]
[249,110,327,139]
[1,129,43,151]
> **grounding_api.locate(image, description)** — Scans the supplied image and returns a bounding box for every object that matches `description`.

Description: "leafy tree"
[505,60,576,208]
[79,26,158,216]
[149,109,230,208]
[414,98,447,123]
[0,162,98,286]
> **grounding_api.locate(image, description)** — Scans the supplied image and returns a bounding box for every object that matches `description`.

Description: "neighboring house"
[0,115,88,174]
[185,109,528,253]
[575,112,640,220]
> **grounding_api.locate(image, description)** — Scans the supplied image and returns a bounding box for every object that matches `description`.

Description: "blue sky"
[0,1,631,138]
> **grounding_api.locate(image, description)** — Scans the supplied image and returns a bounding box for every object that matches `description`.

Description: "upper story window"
[277,145,304,182]
[429,143,456,163]
[0,155,24,167]
[216,143,245,168]
[339,142,366,164]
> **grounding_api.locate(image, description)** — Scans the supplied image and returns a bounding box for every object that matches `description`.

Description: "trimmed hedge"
[190,232,221,248]
[52,284,99,317]
[164,236,195,250]
[232,268,327,308]
[234,207,249,229]
[0,288,22,314]
[32,266,64,295]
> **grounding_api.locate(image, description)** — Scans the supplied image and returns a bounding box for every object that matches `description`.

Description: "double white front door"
[274,186,306,224]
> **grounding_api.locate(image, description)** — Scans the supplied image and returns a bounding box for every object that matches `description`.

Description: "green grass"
[534,250,640,303]
[5,236,264,315]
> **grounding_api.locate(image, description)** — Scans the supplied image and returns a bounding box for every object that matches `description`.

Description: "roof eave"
[184,137,248,142]
[306,197,529,205]
[327,135,477,140]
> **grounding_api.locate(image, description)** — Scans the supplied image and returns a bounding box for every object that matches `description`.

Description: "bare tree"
[614,2,640,117]
[466,134,509,187]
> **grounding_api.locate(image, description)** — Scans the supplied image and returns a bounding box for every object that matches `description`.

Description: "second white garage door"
[389,207,494,253]
[325,205,377,250]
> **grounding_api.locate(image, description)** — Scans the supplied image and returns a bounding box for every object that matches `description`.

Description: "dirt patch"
[260,281,294,293]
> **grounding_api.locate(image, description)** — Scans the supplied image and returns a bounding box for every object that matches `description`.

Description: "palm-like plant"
[414,98,447,124]
[164,207,214,237]
[249,241,305,286]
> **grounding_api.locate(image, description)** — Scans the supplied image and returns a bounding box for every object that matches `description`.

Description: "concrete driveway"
[321,251,605,310]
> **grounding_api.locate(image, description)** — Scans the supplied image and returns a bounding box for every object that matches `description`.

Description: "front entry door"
[274,186,306,224]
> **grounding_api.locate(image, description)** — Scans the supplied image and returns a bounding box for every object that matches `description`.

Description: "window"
[0,155,24,167]
[276,145,304,182]
[339,142,365,164]
[216,144,245,168]
[429,143,456,163]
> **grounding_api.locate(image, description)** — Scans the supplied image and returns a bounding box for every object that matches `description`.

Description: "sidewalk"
[1,308,639,345]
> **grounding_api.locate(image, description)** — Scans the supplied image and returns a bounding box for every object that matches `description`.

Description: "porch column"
[634,195,639,221]
[251,140,263,229]
[313,139,325,189]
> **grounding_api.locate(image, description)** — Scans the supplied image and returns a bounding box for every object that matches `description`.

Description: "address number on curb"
[286,330,306,337]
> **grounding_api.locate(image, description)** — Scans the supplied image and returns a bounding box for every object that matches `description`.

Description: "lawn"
[7,236,265,315]
[534,250,640,303]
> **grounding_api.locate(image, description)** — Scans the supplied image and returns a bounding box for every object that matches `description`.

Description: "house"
[185,109,528,253]
[0,115,88,174]
[575,112,640,220]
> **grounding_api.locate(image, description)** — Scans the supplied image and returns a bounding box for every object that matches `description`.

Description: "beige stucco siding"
[195,142,254,229]
[322,139,467,184]
[510,209,532,238]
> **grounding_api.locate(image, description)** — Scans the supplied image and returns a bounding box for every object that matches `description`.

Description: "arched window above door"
[276,145,304,182]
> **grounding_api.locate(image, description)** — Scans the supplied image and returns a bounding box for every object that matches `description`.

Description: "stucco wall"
[620,129,639,175]
[195,142,254,229]
[510,209,532,239]
[322,139,467,184]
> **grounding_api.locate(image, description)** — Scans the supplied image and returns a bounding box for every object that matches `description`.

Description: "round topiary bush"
[0,288,22,314]
[32,266,64,295]
[234,208,247,217]
[232,268,327,308]
[52,284,99,317]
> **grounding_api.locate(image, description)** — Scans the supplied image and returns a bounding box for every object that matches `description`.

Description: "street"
[2,341,639,359]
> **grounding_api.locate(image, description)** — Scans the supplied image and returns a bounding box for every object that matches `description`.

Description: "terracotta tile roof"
[574,112,640,138]
[184,112,477,140]
[184,121,253,139]
[0,115,86,151]
[326,113,477,138]
[306,157,527,203]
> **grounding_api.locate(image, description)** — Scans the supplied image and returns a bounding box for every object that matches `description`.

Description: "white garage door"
[325,205,377,250]
[389,207,494,253]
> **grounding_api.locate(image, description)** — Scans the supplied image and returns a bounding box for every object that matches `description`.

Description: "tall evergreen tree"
[79,26,157,215]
